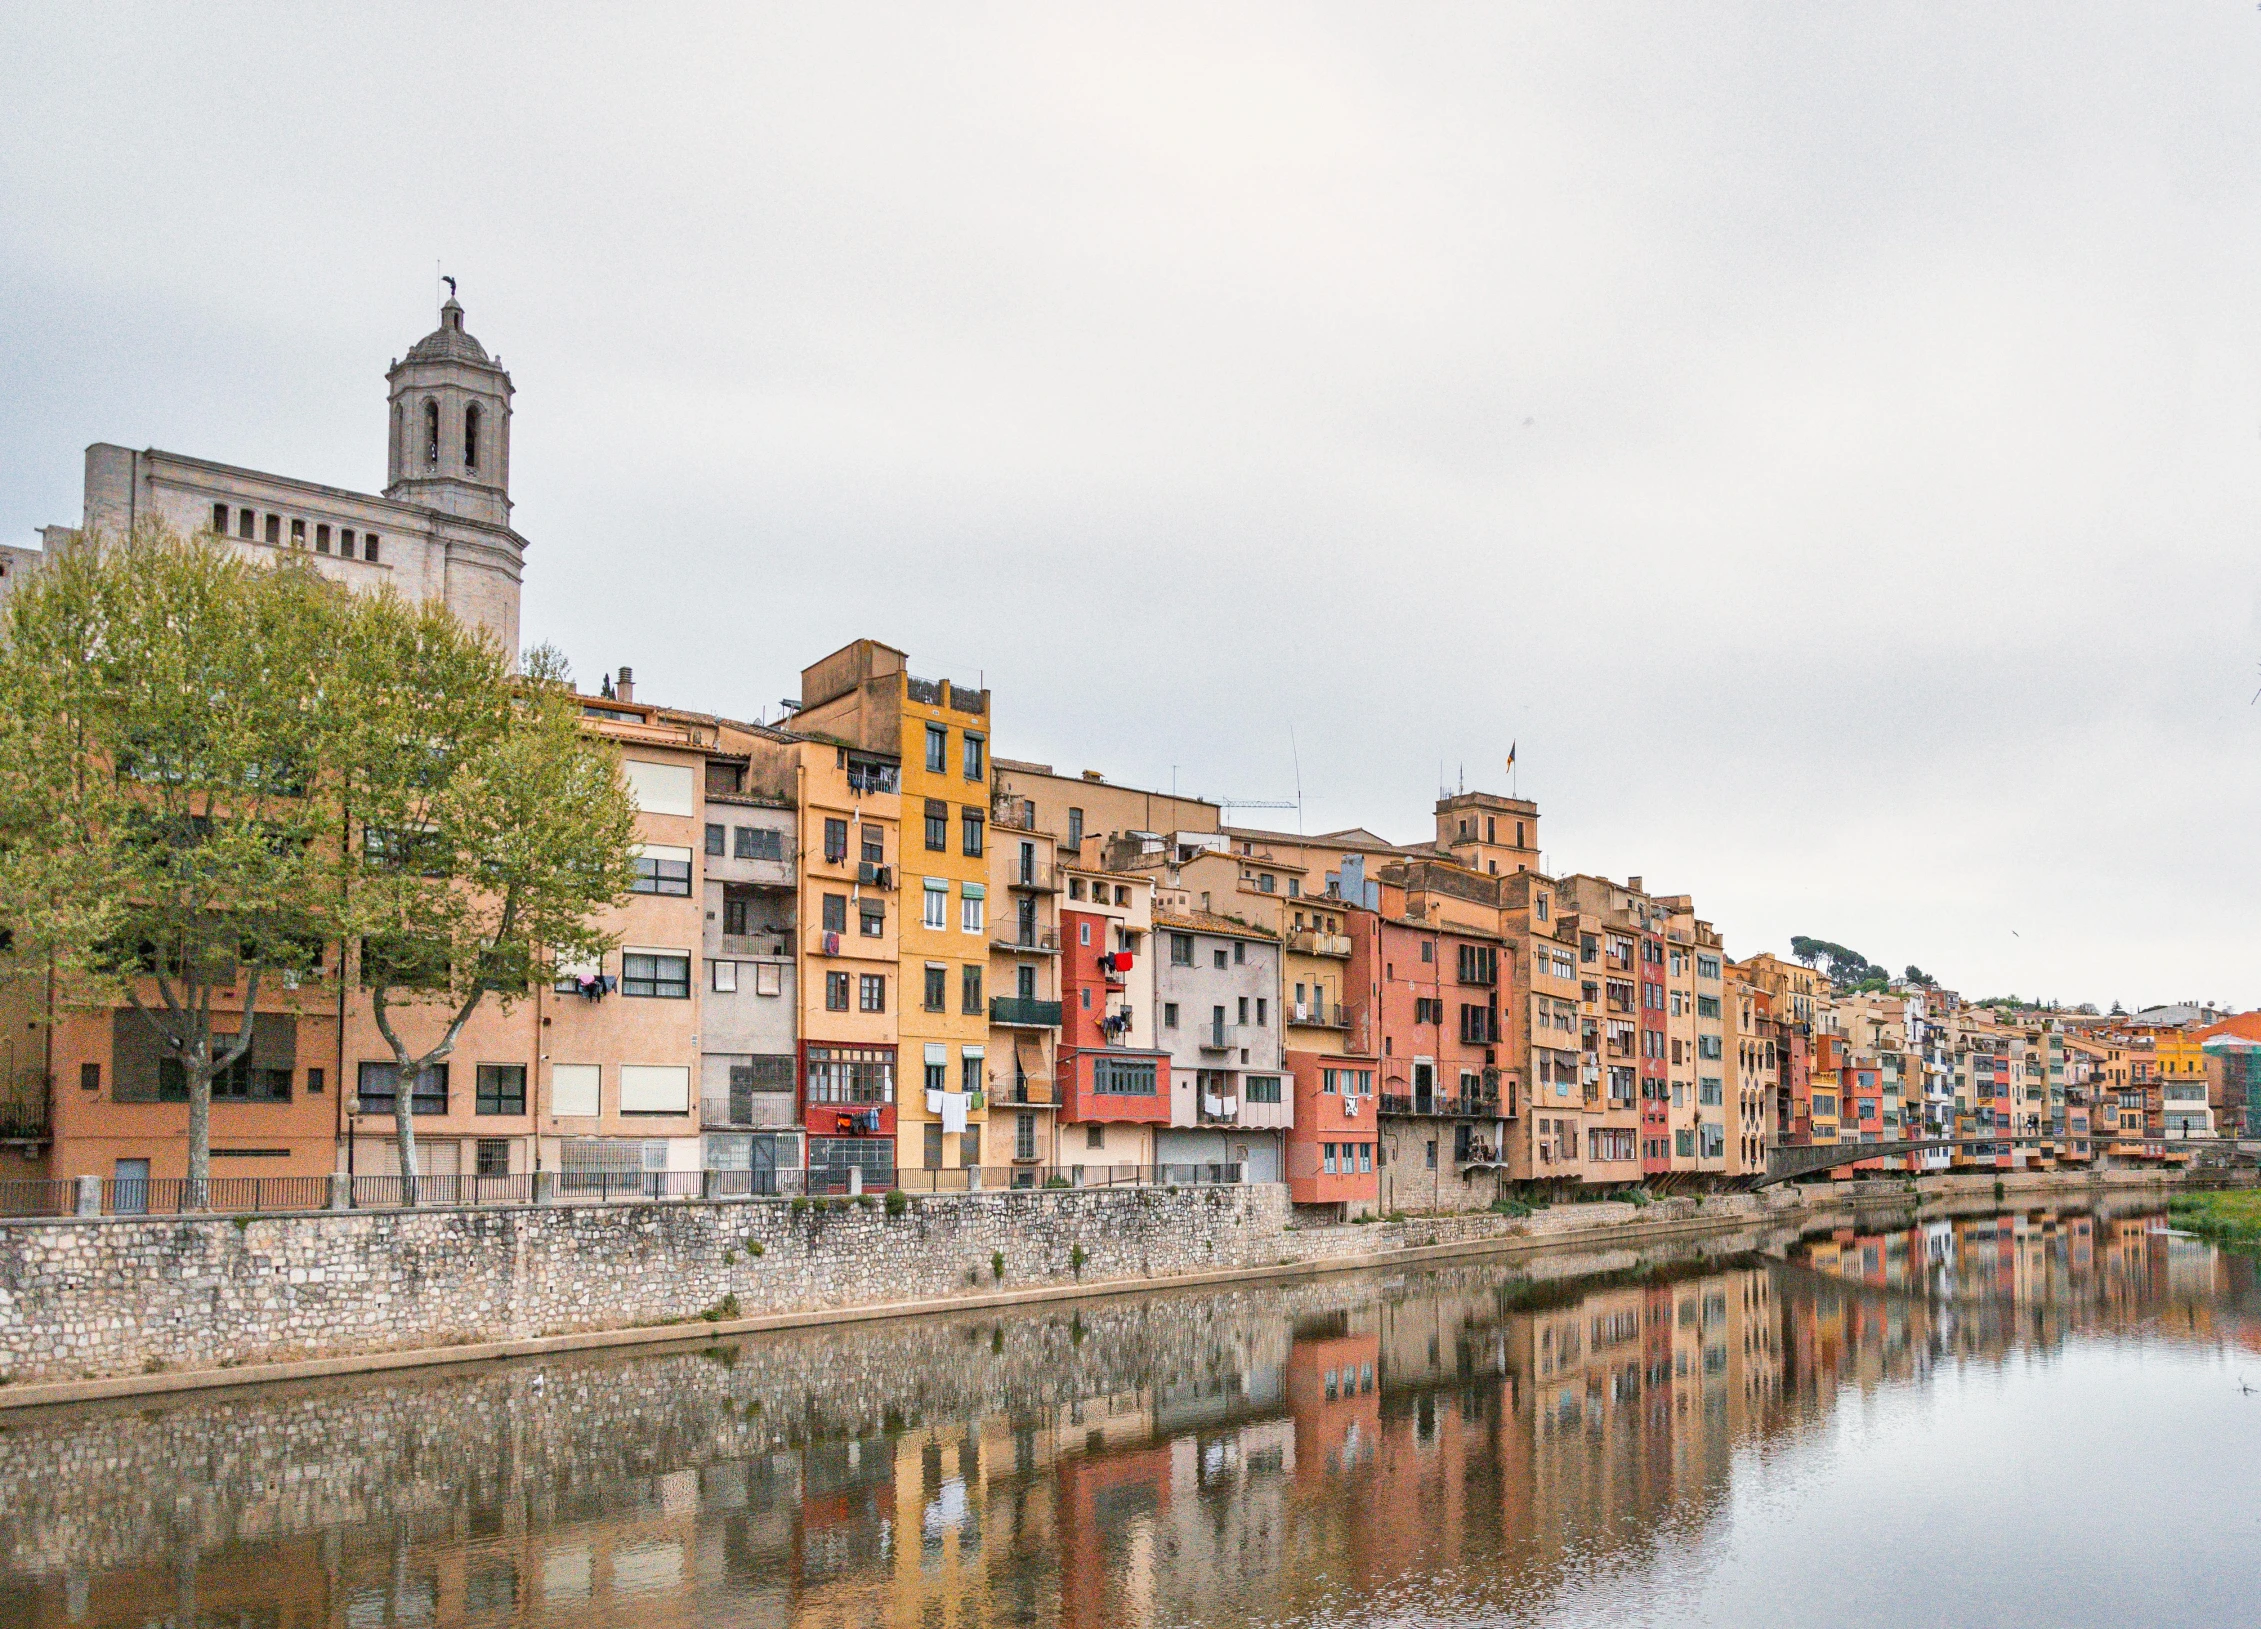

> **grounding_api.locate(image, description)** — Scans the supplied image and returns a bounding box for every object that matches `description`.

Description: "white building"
[31,293,526,652]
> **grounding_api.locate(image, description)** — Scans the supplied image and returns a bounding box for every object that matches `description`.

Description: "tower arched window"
[424,399,440,466]
[465,403,480,473]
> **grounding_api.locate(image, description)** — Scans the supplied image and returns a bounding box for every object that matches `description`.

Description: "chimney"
[616,666,635,704]
[1627,875,1643,895]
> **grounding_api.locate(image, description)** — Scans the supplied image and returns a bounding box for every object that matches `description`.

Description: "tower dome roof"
[403,297,493,366]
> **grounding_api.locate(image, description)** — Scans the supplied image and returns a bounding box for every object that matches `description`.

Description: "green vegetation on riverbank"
[2167,1190,2261,1254]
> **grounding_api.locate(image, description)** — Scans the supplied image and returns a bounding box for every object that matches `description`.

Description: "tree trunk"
[393,1063,420,1199]
[185,1063,211,1208]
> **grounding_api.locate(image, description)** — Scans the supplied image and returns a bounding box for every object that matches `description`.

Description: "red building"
[1056,904,1171,1157]
[1287,908,1381,1216]
[1361,881,1506,1211]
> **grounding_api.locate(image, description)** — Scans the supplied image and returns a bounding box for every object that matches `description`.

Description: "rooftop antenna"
[1289,726,1305,834]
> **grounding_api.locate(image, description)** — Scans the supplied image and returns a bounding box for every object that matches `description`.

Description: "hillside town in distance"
[3,295,2252,1218]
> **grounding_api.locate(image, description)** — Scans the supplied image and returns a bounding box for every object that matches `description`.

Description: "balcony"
[1288,929,1352,958]
[1378,1093,1500,1119]
[719,931,794,960]
[1198,1091,1241,1124]
[998,1075,1055,1107]
[989,996,1063,1028]
[0,1089,49,1143]
[1007,861,1058,893]
[1198,1023,1236,1054]
[1290,1002,1349,1029]
[994,928,1060,955]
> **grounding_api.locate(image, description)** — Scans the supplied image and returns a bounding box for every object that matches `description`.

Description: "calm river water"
[2,1197,2256,1628]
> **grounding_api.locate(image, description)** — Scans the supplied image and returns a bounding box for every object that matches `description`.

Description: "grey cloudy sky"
[3,4,2257,1009]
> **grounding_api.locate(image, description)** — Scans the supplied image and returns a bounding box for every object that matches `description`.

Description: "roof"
[1153,909,1279,942]
[401,299,495,368]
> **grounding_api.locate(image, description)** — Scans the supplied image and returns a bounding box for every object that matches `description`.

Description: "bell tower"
[384,284,513,527]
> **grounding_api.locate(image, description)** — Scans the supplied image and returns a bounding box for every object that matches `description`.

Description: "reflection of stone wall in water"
[0,1233,1790,1584]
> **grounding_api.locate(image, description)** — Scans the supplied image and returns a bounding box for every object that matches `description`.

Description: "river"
[0,1195,2254,1628]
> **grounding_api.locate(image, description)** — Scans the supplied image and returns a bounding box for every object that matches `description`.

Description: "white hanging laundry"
[942,1092,969,1135]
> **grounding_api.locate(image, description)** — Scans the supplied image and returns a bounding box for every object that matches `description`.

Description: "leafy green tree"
[0,525,339,1192]
[330,598,637,1184]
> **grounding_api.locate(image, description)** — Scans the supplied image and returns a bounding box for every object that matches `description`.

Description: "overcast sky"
[4,4,2258,1010]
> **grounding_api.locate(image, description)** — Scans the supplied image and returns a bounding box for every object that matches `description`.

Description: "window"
[1163,1002,1179,1028]
[822,893,848,934]
[1214,948,1229,970]
[550,1063,600,1116]
[1018,964,1037,999]
[925,798,948,851]
[926,724,947,773]
[1696,994,1721,1018]
[825,971,850,1010]
[1068,877,1086,900]
[476,1064,526,1116]
[1457,944,1497,985]
[465,403,481,471]
[210,502,228,533]
[1699,1123,1726,1160]
[339,527,355,557]
[1697,1034,1723,1060]
[1086,1123,1106,1149]
[1233,941,1245,965]
[1421,941,1433,963]
[1699,1076,1723,1106]
[1016,1110,1037,1161]
[622,951,691,998]
[1077,921,1092,947]
[289,518,305,547]
[859,973,886,1012]
[631,846,693,896]
[705,823,726,857]
[1426,1138,1438,1170]
[861,825,884,865]
[1067,807,1084,845]
[734,827,783,861]
[308,1067,324,1094]
[364,534,380,563]
[357,1061,448,1116]
[924,964,947,1011]
[264,513,281,544]
[712,959,737,992]
[1246,1075,1282,1104]
[858,900,886,938]
[1095,1057,1157,1095]
[824,818,849,863]
[961,809,984,857]
[1359,1143,1373,1173]
[1237,997,1249,1025]
[476,1138,509,1176]
[1170,933,1194,966]
[1256,997,1267,1026]
[961,889,984,934]
[923,880,947,929]
[962,963,983,1013]
[806,1045,894,1104]
[424,398,440,464]
[963,734,985,780]
[1697,954,1721,980]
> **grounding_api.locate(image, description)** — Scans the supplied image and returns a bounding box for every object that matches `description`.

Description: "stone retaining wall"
[0,1167,2181,1387]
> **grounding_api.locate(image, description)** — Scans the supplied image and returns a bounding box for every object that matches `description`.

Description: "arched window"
[424,399,440,466]
[464,403,480,472]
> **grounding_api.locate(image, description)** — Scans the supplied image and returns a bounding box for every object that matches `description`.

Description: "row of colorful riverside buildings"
[2,626,2243,1213]
[3,297,2247,1211]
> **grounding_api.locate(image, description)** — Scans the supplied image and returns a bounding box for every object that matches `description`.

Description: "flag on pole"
[1505,741,1517,774]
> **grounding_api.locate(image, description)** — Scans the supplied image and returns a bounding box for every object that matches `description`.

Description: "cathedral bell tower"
[385,285,513,527]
